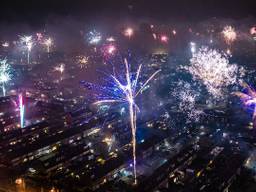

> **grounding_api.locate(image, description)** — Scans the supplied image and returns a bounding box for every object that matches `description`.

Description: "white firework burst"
[187,46,243,98]
[222,26,237,45]
[19,35,33,64]
[87,30,102,45]
[173,81,203,122]
[0,59,12,96]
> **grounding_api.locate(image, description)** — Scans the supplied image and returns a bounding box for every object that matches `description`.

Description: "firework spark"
[0,59,12,96]
[160,35,168,43]
[250,27,256,35]
[55,64,65,74]
[20,35,33,64]
[226,48,232,56]
[152,33,157,40]
[190,42,196,54]
[36,33,43,41]
[101,44,117,58]
[187,46,241,98]
[87,30,102,45]
[91,59,160,184]
[173,81,203,122]
[19,94,25,128]
[2,42,9,48]
[222,26,237,45]
[107,45,116,54]
[234,83,256,128]
[124,27,134,38]
[106,36,116,42]
[43,37,53,53]
[76,55,89,68]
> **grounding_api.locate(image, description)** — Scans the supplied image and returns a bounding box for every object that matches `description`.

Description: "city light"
[0,3,255,191]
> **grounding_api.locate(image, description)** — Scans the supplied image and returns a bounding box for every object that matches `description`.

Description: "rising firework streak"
[19,94,25,128]
[90,59,160,184]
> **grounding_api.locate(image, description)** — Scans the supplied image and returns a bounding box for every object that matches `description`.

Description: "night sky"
[0,0,256,26]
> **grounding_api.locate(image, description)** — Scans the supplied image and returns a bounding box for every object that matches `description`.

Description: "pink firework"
[152,33,157,40]
[235,83,256,129]
[107,45,116,54]
[101,44,117,58]
[250,27,256,35]
[160,35,169,43]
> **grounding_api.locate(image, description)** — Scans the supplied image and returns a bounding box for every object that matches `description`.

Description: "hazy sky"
[0,0,255,27]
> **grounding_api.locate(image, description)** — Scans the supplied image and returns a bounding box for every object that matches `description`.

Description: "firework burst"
[87,59,160,184]
[172,81,204,123]
[101,44,117,58]
[43,37,53,53]
[124,27,134,38]
[76,55,89,69]
[222,26,237,45]
[234,83,256,128]
[87,30,102,45]
[160,35,169,43]
[20,35,33,64]
[55,64,65,74]
[250,27,256,36]
[187,46,242,98]
[0,59,12,96]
